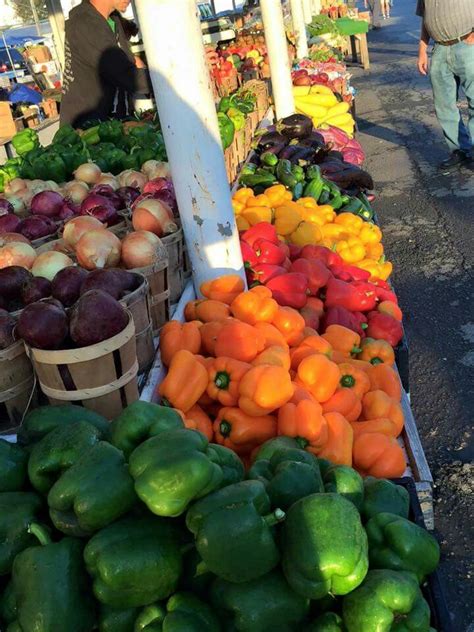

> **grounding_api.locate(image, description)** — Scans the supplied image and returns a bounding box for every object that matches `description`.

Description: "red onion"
[116,186,140,207]
[90,185,123,210]
[19,216,56,241]
[0,214,21,234]
[30,191,64,218]
[57,199,80,221]
[80,194,119,226]
[0,199,14,216]
[141,179,177,213]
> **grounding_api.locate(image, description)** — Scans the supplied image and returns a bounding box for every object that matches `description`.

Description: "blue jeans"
[429,40,474,154]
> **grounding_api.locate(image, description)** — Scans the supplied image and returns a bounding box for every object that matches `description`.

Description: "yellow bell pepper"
[334,212,364,234]
[335,236,366,263]
[358,223,382,245]
[317,205,336,223]
[234,188,254,204]
[378,261,393,281]
[251,194,271,208]
[289,221,322,247]
[356,259,382,279]
[365,242,384,260]
[265,184,287,207]
[296,197,319,209]
[273,204,302,235]
[298,207,327,227]
[320,224,351,241]
[236,215,251,231]
[242,206,273,226]
[232,199,245,215]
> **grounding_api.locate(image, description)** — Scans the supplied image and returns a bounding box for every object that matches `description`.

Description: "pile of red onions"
[80,194,120,226]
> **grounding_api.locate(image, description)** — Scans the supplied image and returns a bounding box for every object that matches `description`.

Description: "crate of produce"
[25,312,139,419]
[161,226,185,305]
[0,340,36,433]
[119,275,155,375]
[131,258,170,334]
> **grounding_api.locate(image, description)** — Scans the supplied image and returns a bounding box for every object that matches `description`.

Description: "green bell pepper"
[127,124,156,142]
[80,125,100,145]
[231,95,255,115]
[282,493,368,599]
[19,148,43,179]
[98,605,138,632]
[227,107,246,132]
[84,516,183,608]
[47,441,137,536]
[186,480,284,582]
[323,464,364,511]
[98,119,124,143]
[292,164,306,183]
[110,401,184,459]
[361,477,409,522]
[304,612,345,632]
[0,581,17,626]
[57,144,90,177]
[179,547,215,600]
[53,124,81,146]
[218,112,235,150]
[0,492,43,575]
[207,442,245,486]
[129,428,243,517]
[211,569,310,632]
[31,153,67,183]
[3,158,22,180]
[248,447,324,511]
[366,512,440,582]
[10,524,95,632]
[136,593,220,632]
[0,439,28,492]
[120,151,141,171]
[0,168,9,193]
[276,159,298,188]
[218,96,232,114]
[28,421,103,494]
[11,129,39,157]
[17,404,110,447]
[342,570,431,632]
[252,436,300,462]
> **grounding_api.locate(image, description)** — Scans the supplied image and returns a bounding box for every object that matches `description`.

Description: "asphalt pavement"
[351,1,473,629]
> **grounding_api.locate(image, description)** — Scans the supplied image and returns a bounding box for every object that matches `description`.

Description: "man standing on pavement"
[417,0,474,172]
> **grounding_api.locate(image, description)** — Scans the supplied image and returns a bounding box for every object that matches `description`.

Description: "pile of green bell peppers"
[0,401,441,632]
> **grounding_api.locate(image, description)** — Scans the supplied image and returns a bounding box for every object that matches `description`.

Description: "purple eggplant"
[276,114,313,140]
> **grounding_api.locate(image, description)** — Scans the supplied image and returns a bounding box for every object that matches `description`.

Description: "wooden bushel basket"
[131,259,170,334]
[25,313,139,420]
[162,227,185,305]
[120,277,155,374]
[0,340,36,432]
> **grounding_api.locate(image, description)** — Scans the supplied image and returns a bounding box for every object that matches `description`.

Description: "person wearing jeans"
[417,0,474,172]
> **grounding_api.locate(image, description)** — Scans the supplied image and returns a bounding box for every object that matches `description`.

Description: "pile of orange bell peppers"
[157,275,407,479]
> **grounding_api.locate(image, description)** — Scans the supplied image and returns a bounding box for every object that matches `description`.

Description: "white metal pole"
[302,0,313,23]
[259,0,295,120]
[290,0,308,60]
[312,0,321,16]
[134,0,245,295]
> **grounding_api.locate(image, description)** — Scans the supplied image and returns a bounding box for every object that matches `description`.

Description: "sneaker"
[438,150,470,172]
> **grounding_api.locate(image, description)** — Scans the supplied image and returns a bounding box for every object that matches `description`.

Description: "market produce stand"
[0,116,59,161]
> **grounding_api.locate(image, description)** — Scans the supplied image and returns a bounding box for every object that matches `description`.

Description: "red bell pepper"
[300,245,343,267]
[266,272,309,309]
[371,278,391,291]
[322,306,367,336]
[366,312,403,347]
[248,263,287,285]
[253,239,286,266]
[282,257,292,271]
[288,244,303,261]
[240,241,259,268]
[279,242,290,259]
[300,296,325,330]
[241,222,279,247]
[329,263,371,283]
[290,258,331,295]
[325,278,377,312]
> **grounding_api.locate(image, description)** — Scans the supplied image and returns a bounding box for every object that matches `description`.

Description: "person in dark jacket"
[60,0,151,128]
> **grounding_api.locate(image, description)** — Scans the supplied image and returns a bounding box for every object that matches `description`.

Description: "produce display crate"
[120,276,155,375]
[0,340,37,433]
[162,226,185,305]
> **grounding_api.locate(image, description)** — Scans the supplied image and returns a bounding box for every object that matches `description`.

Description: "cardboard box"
[0,102,16,138]
[41,99,58,118]
[25,45,52,64]
[31,61,57,75]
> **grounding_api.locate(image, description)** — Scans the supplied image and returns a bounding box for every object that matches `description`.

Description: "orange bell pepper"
[362,390,404,436]
[290,335,333,371]
[302,326,319,338]
[322,325,361,356]
[214,321,265,363]
[365,242,384,260]
[213,407,277,454]
[184,299,204,321]
[334,212,364,234]
[296,354,340,403]
[335,236,366,264]
[320,224,351,242]
[195,299,231,323]
[230,286,278,325]
[359,338,395,366]
[252,345,291,371]
[358,222,382,245]
[207,357,251,407]
[351,418,399,439]
[200,275,245,304]
[252,193,271,207]
[238,365,294,416]
[352,433,405,478]
[321,389,362,422]
[184,404,213,441]
[199,321,225,356]
[273,204,302,235]
[367,363,402,401]
[253,321,289,349]
[289,383,317,405]
[378,300,403,322]
[337,362,371,399]
[158,349,208,413]
[278,399,328,451]
[272,306,305,346]
[315,412,353,466]
[160,320,202,367]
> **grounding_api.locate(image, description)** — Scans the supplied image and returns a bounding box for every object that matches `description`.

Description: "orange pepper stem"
[264,508,286,527]
[352,346,362,355]
[214,371,230,390]
[161,397,171,407]
[219,420,232,437]
[370,357,384,365]
[340,375,355,388]
[295,436,309,449]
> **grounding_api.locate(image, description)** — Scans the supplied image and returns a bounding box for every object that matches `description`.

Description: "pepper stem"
[219,420,232,437]
[351,346,362,355]
[214,371,230,391]
[340,375,355,388]
[28,523,51,546]
[295,436,309,449]
[264,508,286,527]
[370,357,383,365]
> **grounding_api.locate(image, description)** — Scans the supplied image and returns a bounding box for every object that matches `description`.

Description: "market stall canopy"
[1,21,52,47]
